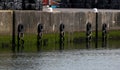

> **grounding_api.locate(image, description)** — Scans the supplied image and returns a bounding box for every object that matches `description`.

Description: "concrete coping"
[0,10,13,12]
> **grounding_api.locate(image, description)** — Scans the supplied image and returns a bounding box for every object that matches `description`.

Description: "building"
[0,0,42,10]
[60,0,120,9]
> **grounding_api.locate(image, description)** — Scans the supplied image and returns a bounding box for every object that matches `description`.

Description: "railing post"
[59,23,65,50]
[93,8,98,48]
[12,11,16,52]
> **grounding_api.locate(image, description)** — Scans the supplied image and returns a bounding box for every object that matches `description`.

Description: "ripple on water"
[0,49,120,70]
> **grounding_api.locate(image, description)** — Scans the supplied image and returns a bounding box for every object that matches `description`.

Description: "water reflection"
[37,24,43,52]
[86,41,91,49]
[86,22,92,49]
[17,24,24,53]
[0,49,120,70]
[102,39,107,48]
[59,23,65,52]
[0,36,119,70]
[102,23,107,48]
[59,42,64,52]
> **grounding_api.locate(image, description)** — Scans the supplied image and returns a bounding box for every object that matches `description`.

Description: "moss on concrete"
[0,30,120,53]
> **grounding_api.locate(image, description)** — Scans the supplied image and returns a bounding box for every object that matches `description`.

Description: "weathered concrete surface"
[14,11,95,33]
[1,9,120,35]
[14,11,42,34]
[0,10,13,35]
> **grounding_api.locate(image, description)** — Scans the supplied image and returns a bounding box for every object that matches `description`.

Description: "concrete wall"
[14,11,94,34]
[0,11,13,35]
[1,10,120,35]
[14,11,42,34]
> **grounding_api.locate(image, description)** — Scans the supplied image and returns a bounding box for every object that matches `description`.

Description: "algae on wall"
[0,10,120,52]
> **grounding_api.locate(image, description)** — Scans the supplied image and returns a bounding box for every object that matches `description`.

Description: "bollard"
[102,23,107,47]
[59,23,65,50]
[37,24,43,51]
[17,24,24,52]
[86,22,92,49]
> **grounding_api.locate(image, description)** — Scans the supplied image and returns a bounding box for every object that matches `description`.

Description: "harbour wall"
[0,10,120,35]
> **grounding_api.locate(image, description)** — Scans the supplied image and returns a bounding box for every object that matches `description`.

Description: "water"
[0,37,120,70]
[0,49,120,70]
